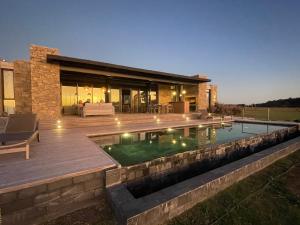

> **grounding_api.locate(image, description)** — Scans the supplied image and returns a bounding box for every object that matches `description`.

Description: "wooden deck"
[0,113,219,193]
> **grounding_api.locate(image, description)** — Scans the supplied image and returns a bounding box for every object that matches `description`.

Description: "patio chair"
[0,114,39,159]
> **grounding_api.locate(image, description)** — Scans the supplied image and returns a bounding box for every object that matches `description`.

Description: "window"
[2,70,15,114]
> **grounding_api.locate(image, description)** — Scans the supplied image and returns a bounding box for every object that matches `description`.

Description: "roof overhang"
[47,55,211,85]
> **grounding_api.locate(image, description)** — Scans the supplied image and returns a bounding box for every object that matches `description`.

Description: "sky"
[0,0,299,104]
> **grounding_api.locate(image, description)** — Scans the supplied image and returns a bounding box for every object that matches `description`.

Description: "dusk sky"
[0,0,299,104]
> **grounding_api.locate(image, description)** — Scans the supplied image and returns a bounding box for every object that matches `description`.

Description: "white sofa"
[82,103,115,117]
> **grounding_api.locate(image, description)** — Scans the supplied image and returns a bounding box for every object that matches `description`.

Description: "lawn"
[167,149,300,225]
[241,107,300,121]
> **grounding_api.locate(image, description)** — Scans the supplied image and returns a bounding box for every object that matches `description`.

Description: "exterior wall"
[209,84,218,107]
[14,61,32,113]
[30,45,61,120]
[0,171,106,225]
[158,84,172,104]
[198,82,208,110]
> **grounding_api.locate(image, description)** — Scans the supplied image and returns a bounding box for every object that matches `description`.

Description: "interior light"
[172,91,177,96]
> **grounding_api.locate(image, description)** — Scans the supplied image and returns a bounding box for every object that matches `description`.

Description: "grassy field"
[167,149,300,225]
[240,107,300,121]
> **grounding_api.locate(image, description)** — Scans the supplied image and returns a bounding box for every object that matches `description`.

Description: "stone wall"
[14,61,32,113]
[30,45,61,120]
[158,84,172,104]
[110,136,300,225]
[106,125,299,187]
[209,84,218,107]
[196,75,208,110]
[0,171,106,225]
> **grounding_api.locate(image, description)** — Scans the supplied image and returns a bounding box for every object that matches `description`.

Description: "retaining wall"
[0,171,106,225]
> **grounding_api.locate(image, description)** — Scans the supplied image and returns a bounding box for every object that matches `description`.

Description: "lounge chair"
[0,114,39,159]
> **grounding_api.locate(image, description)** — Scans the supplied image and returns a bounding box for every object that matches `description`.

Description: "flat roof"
[47,55,211,84]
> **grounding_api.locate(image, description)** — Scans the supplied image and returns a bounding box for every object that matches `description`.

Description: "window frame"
[1,68,15,113]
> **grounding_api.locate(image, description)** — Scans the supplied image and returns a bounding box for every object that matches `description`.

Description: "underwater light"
[108,147,112,150]
[149,140,152,144]
[172,139,177,144]
[181,142,186,147]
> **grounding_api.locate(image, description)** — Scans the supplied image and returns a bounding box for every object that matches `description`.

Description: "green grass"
[240,107,300,121]
[167,149,300,225]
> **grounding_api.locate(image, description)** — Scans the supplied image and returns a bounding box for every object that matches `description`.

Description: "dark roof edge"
[47,54,211,83]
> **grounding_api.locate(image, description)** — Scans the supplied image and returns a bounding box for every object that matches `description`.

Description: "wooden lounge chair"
[0,114,39,159]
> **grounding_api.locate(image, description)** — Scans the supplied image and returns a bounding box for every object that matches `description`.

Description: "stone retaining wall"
[0,171,106,225]
[107,136,300,225]
[106,126,299,187]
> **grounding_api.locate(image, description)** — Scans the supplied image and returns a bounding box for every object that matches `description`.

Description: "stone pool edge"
[107,136,300,225]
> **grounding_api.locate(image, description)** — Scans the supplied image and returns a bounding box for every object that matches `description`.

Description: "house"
[0,45,217,119]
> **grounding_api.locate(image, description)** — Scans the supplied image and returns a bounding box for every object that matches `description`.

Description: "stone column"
[210,85,218,107]
[30,45,61,120]
[14,61,32,113]
[196,75,208,110]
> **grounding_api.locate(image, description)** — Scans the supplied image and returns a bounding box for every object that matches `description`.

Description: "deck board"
[1,114,217,193]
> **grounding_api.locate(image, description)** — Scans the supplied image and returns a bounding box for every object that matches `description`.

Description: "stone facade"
[209,84,217,107]
[30,45,61,120]
[0,171,106,225]
[13,61,32,113]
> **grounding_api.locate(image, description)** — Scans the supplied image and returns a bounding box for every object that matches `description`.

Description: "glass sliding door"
[61,85,77,114]
[111,88,120,112]
[92,87,106,103]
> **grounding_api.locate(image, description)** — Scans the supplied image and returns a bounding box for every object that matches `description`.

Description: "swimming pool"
[94,122,288,166]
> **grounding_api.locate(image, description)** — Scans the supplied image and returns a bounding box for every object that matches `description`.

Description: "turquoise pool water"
[95,123,288,166]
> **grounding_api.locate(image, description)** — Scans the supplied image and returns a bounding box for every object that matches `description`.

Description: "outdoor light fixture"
[186,117,190,121]
[182,114,186,118]
[181,142,186,147]
[122,133,130,138]
[57,120,61,123]
[57,125,62,129]
[172,139,177,144]
[167,128,173,132]
[115,117,119,121]
[156,118,160,123]
[198,124,203,128]
[153,115,157,119]
[108,147,112,151]
[208,113,212,116]
[179,136,182,139]
[107,89,111,93]
[117,121,121,125]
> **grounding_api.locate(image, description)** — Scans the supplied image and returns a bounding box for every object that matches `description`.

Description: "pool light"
[181,142,186,147]
[149,140,152,144]
[172,139,177,144]
[108,147,112,151]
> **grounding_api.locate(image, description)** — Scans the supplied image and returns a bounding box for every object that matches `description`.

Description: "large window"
[2,70,15,114]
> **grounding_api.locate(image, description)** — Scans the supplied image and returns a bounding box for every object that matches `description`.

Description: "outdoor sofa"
[82,103,115,117]
[0,114,39,159]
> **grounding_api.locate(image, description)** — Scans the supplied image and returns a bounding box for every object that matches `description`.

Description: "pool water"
[94,123,288,166]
